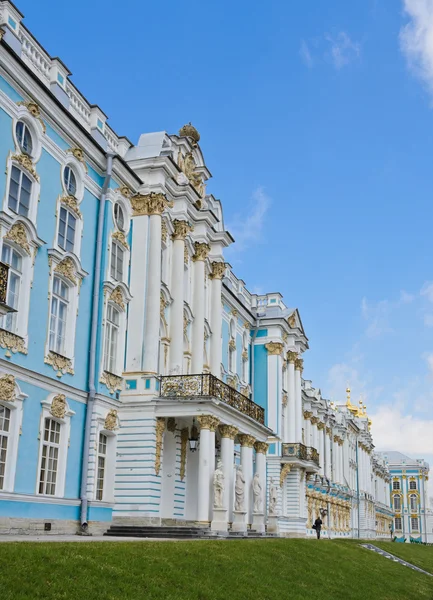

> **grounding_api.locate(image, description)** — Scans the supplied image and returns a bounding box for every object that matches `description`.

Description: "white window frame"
[15,120,34,156]
[409,480,417,491]
[12,112,42,163]
[36,396,74,498]
[393,494,401,511]
[394,516,402,531]
[93,425,116,503]
[411,516,419,531]
[110,240,126,283]
[56,205,79,255]
[48,275,71,357]
[392,480,400,491]
[0,389,25,493]
[103,302,122,375]
[101,284,131,381]
[410,494,418,512]
[61,159,84,202]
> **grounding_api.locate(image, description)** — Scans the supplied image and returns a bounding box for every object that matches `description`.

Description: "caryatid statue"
[268,477,278,516]
[234,465,245,511]
[213,460,224,509]
[253,472,263,513]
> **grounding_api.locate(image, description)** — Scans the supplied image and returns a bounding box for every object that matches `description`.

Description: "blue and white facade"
[0,1,394,537]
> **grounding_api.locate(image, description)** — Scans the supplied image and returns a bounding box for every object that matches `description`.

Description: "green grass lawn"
[0,539,432,600]
[375,541,433,574]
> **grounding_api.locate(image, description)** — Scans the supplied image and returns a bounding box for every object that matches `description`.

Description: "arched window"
[0,405,11,490]
[0,243,22,333]
[49,276,69,355]
[63,166,77,197]
[410,494,418,512]
[16,121,33,155]
[393,495,401,511]
[114,202,125,232]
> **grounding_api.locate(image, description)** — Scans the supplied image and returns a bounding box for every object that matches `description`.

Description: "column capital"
[287,350,298,363]
[210,261,227,279]
[254,441,269,454]
[326,426,332,437]
[303,410,313,421]
[294,357,304,372]
[265,341,284,356]
[317,421,325,430]
[219,424,239,439]
[192,242,210,262]
[172,219,193,240]
[310,416,319,425]
[238,434,256,448]
[131,192,172,216]
[197,414,220,431]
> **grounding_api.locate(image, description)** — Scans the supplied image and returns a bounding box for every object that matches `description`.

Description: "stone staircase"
[104,524,277,540]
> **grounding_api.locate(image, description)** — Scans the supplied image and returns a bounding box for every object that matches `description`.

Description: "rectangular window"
[409,480,417,490]
[49,276,69,355]
[110,242,124,282]
[411,517,419,531]
[410,495,418,512]
[103,304,120,374]
[392,480,400,490]
[8,166,32,217]
[0,244,22,333]
[393,495,401,511]
[394,517,402,530]
[38,418,61,496]
[58,207,76,253]
[96,433,107,501]
[0,405,11,490]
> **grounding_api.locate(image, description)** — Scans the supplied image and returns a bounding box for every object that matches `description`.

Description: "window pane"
[0,406,10,432]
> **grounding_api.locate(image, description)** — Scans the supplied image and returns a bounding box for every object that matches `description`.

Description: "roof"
[379,450,429,468]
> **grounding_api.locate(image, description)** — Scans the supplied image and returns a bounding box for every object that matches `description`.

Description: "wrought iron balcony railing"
[0,262,9,306]
[282,442,320,467]
[159,373,265,425]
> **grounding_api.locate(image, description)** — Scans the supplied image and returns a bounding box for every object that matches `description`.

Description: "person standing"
[313,515,323,539]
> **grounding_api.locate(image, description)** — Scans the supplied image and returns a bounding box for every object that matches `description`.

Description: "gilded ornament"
[288,313,296,328]
[280,463,291,488]
[303,410,313,421]
[11,153,39,181]
[310,416,319,425]
[229,338,236,350]
[155,418,166,476]
[265,342,284,356]
[109,286,125,310]
[210,261,226,280]
[0,329,27,357]
[294,357,304,372]
[287,351,297,363]
[226,375,237,388]
[167,417,176,433]
[179,122,200,144]
[254,441,269,455]
[160,293,168,325]
[44,351,74,377]
[104,409,118,431]
[54,257,77,284]
[180,427,189,481]
[115,186,132,198]
[317,422,325,430]
[241,350,248,361]
[161,219,167,243]
[243,322,251,329]
[67,147,87,171]
[192,241,210,261]
[130,192,171,216]
[61,195,82,218]
[172,220,192,240]
[183,315,190,337]
[197,415,220,431]
[230,308,238,317]
[184,245,189,265]
[282,393,288,407]
[177,150,205,197]
[238,434,256,448]
[4,222,31,255]
[0,374,16,401]
[219,424,239,440]
[100,371,122,394]
[50,394,67,419]
[112,230,129,249]
[326,427,332,436]
[0,29,5,41]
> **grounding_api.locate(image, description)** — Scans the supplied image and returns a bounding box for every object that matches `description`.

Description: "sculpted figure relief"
[213,460,224,509]
[253,472,263,513]
[234,465,245,512]
[269,477,279,516]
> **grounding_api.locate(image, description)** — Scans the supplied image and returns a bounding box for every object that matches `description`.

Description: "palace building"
[0,0,415,539]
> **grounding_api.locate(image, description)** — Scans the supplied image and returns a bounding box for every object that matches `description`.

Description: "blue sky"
[18,0,433,469]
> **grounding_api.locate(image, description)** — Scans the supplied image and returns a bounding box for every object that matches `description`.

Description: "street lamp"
[189,419,199,452]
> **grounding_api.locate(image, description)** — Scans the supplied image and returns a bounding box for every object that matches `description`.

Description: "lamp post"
[189,419,199,452]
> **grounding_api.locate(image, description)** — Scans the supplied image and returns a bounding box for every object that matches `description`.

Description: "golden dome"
[179,122,200,144]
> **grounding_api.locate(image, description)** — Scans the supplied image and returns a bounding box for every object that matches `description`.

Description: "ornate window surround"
[35,393,75,498]
[92,410,118,503]
[0,373,26,492]
[44,250,88,374]
[61,153,85,203]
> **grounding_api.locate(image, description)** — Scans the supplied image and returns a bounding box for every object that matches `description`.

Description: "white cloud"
[325,32,361,69]
[226,187,271,254]
[424,313,433,326]
[425,352,433,374]
[400,0,433,98]
[361,297,393,338]
[300,40,314,68]
[421,281,433,302]
[371,404,433,456]
[399,289,415,304]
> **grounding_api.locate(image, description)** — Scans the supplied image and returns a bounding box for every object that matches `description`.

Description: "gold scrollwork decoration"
[155,418,166,475]
[110,286,125,310]
[54,257,77,284]
[197,415,220,431]
[254,441,269,455]
[11,153,39,181]
[104,409,118,431]
[210,262,226,280]
[265,342,284,356]
[17,101,46,133]
[0,374,16,401]
[294,357,304,372]
[61,195,82,218]
[192,242,210,262]
[112,230,129,249]
[100,371,123,394]
[180,427,189,481]
[238,434,256,448]
[67,147,88,172]
[4,222,31,255]
[45,351,74,378]
[280,463,291,488]
[0,330,27,357]
[130,192,172,216]
[219,424,239,440]
[50,394,67,419]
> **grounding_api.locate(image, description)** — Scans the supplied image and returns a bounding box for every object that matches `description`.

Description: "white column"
[287,353,297,441]
[339,439,344,485]
[318,424,325,476]
[219,425,238,521]
[143,212,163,374]
[197,415,219,522]
[254,442,268,514]
[311,417,318,451]
[169,221,190,374]
[325,428,331,479]
[239,434,255,524]
[304,414,311,447]
[265,343,283,434]
[294,358,303,442]
[210,262,225,377]
[332,434,338,482]
[191,242,210,373]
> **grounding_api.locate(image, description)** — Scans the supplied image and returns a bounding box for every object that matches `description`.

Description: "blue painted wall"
[253,344,268,417]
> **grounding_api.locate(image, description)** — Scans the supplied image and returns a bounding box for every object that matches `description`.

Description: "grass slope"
[375,541,433,574]
[0,539,432,600]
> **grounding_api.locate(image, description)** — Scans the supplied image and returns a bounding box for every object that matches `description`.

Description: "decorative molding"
[282,393,288,407]
[226,375,237,388]
[184,245,189,265]
[104,409,118,431]
[110,286,125,310]
[179,123,200,144]
[192,241,210,262]
[280,463,291,488]
[0,329,27,357]
[310,416,319,425]
[287,351,297,363]
[100,371,122,394]
[11,153,39,181]
[230,308,238,317]
[167,417,176,433]
[177,150,205,197]
[44,351,74,378]
[219,424,239,440]
[254,441,269,455]
[130,192,172,216]
[240,386,249,397]
[4,222,31,255]
[160,292,168,326]
[155,418,166,476]
[114,186,132,198]
[0,374,16,401]
[243,322,251,329]
[180,427,189,481]
[66,147,88,172]
[238,434,256,448]
[172,220,193,240]
[317,422,325,430]
[241,350,248,361]
[50,394,66,419]
[161,219,168,243]
[287,313,296,328]
[112,230,129,249]
[265,342,284,356]
[229,338,236,351]
[17,100,46,133]
[294,357,304,372]
[60,195,82,218]
[210,261,226,280]
[197,415,220,431]
[54,257,77,284]
[326,426,332,436]
[303,411,313,421]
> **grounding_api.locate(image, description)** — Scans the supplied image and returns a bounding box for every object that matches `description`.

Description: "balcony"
[159,373,265,425]
[282,442,320,471]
